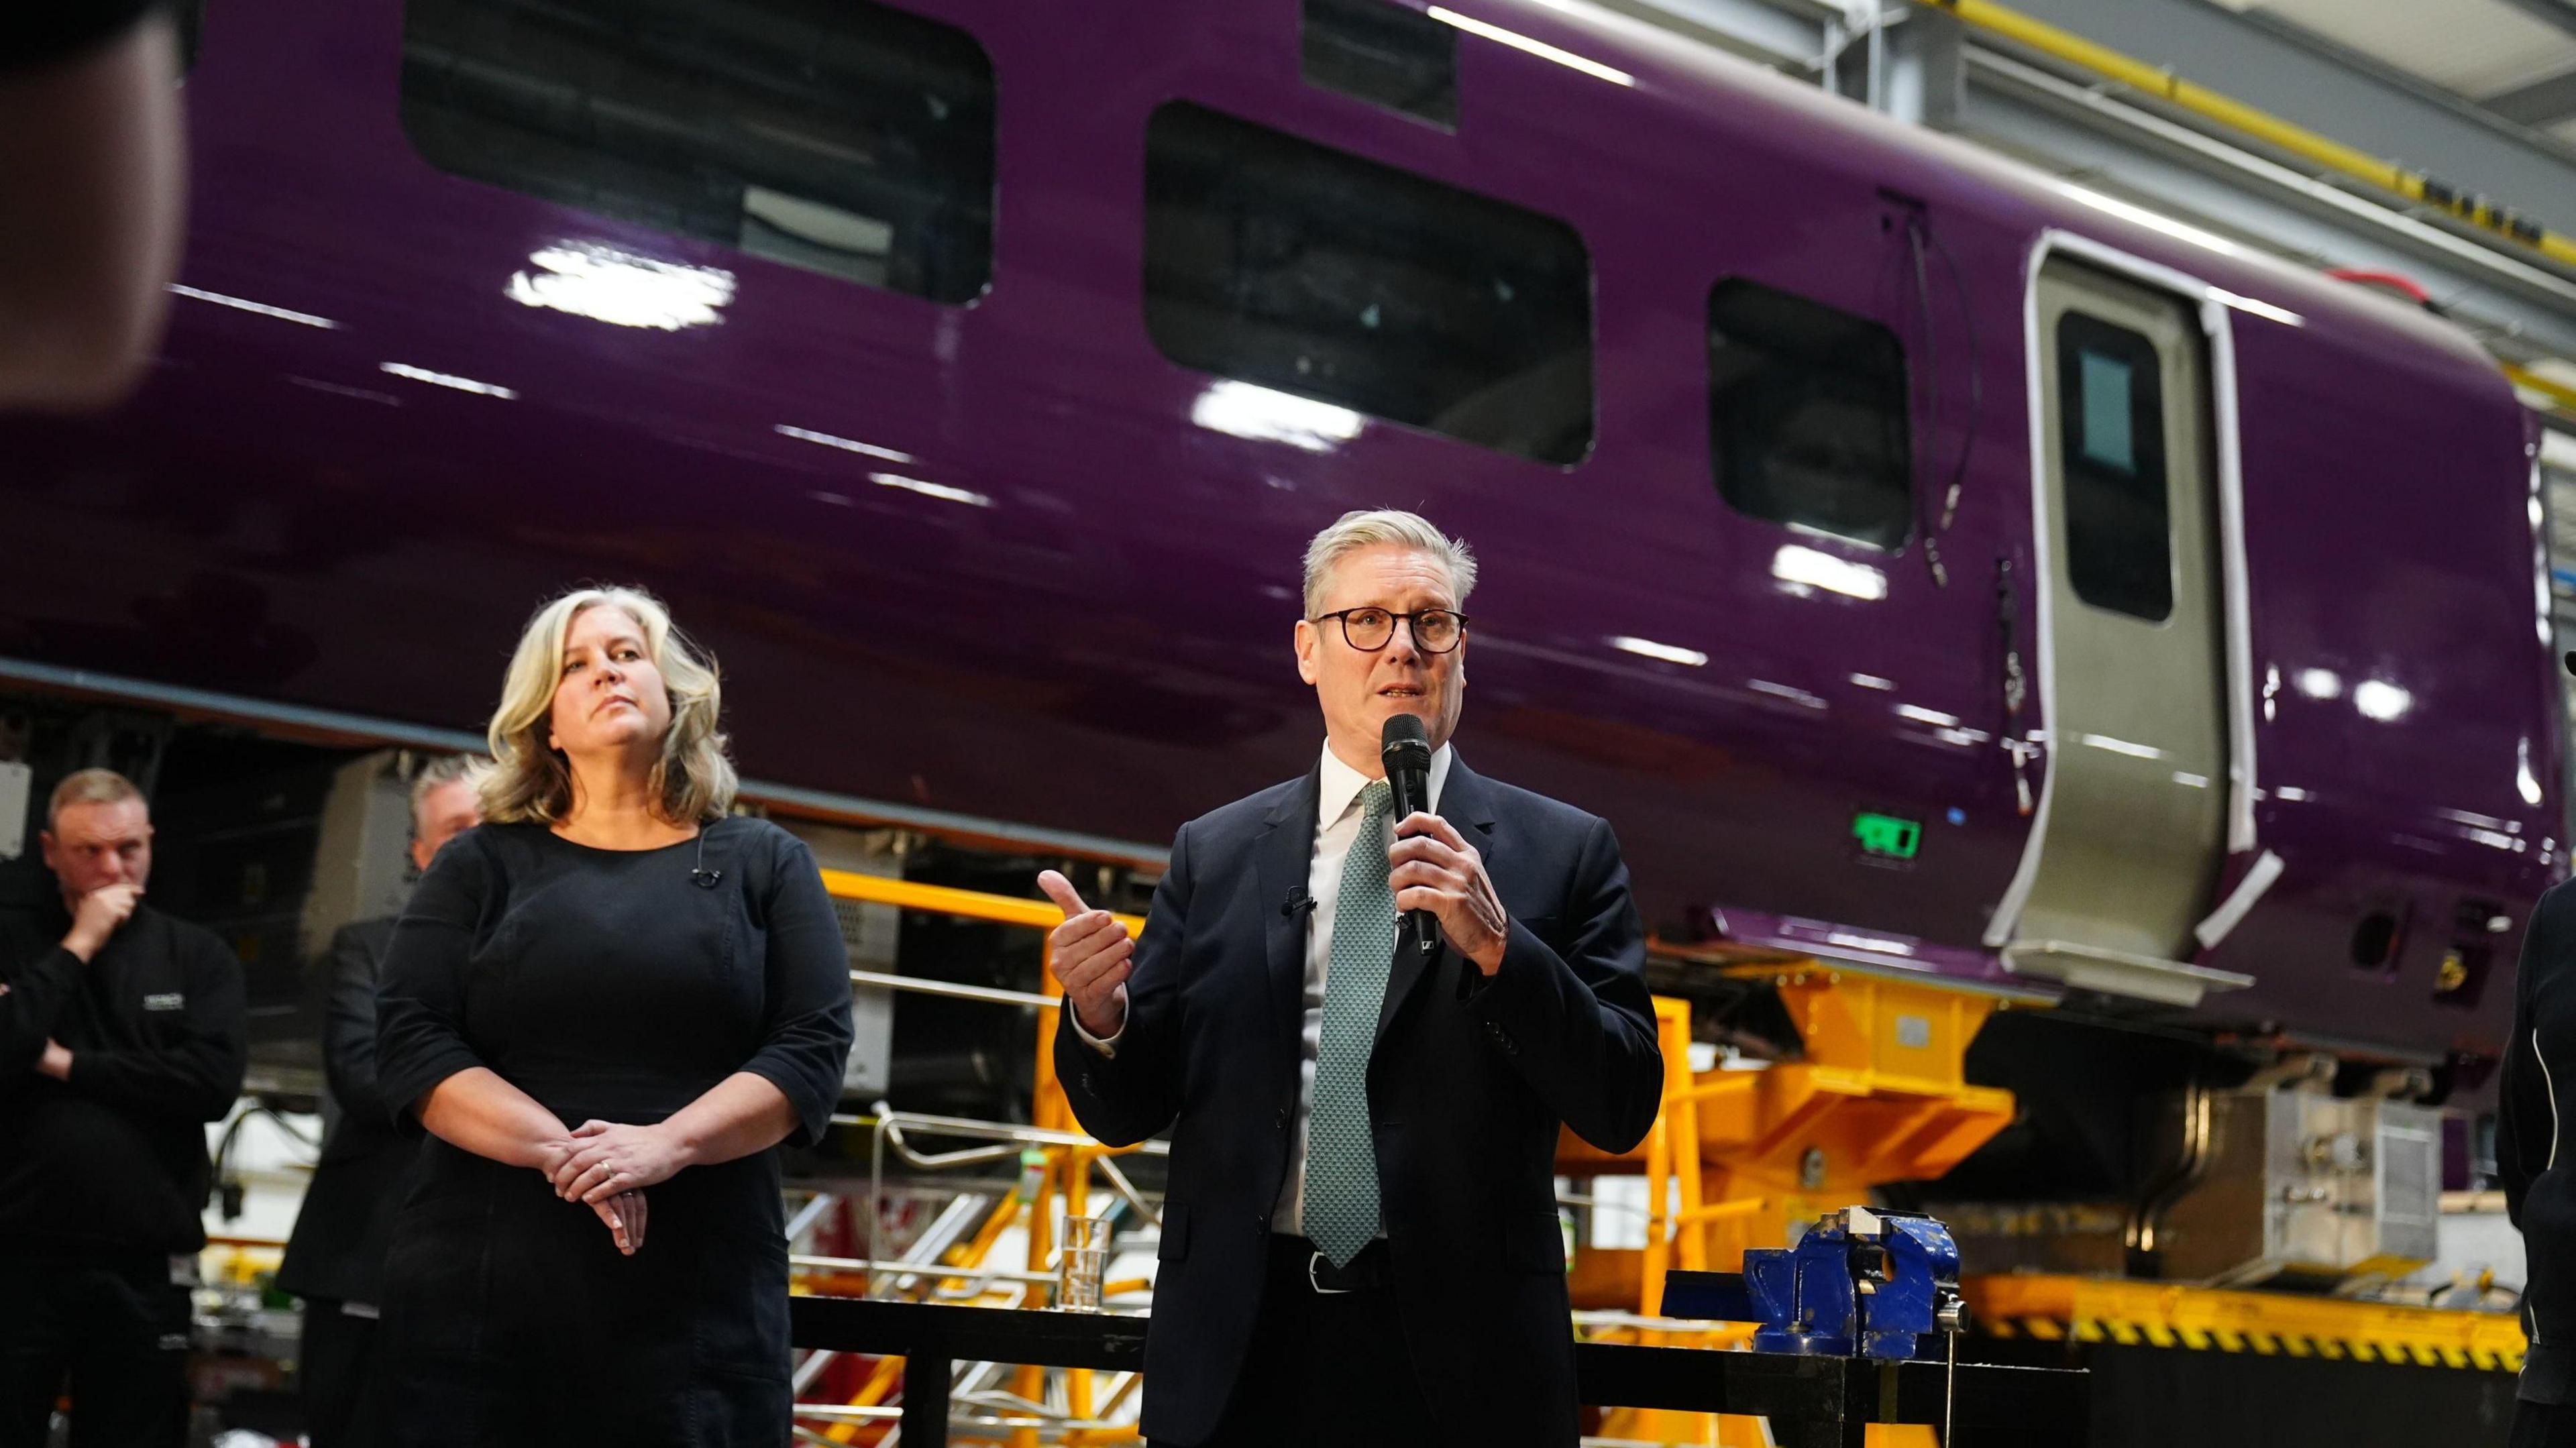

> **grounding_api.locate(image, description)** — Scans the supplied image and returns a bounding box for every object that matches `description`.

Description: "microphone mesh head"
[1381,712,1431,761]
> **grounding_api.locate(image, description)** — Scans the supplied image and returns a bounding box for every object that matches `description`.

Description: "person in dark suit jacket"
[1038,510,1664,1448]
[274,757,481,1447]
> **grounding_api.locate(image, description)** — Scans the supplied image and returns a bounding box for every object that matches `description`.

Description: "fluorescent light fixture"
[1895,704,1960,728]
[1849,673,1895,691]
[1772,545,1887,601]
[2057,184,2244,258]
[2293,667,2342,700]
[1824,930,1915,958]
[2171,771,2210,789]
[1425,7,1635,86]
[2208,288,2304,328]
[869,471,993,508]
[169,284,339,329]
[1935,727,1992,747]
[1189,381,1364,453]
[2523,736,2546,808]
[507,243,735,331]
[2079,732,2164,760]
[1611,636,1707,667]
[286,377,399,406]
[775,424,916,464]
[378,362,515,400]
[1748,679,1827,710]
[2353,679,2412,722]
[2272,785,2310,802]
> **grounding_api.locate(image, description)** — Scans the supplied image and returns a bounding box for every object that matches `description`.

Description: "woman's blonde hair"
[479,586,738,826]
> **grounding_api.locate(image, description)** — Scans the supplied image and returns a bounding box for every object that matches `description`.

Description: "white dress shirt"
[1074,740,1454,1235]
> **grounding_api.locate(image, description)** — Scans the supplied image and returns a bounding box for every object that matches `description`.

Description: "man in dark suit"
[1038,510,1663,1447]
[274,757,480,1447]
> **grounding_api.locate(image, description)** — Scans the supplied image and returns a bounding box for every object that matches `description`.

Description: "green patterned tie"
[1306,781,1399,1267]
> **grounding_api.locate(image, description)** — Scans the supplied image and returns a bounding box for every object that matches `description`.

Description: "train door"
[1990,254,2246,1006]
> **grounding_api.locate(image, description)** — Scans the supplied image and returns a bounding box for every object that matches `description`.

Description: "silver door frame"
[1984,227,2276,956]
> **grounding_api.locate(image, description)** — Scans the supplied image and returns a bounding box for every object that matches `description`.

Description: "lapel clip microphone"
[690,831,723,889]
[1283,888,1315,917]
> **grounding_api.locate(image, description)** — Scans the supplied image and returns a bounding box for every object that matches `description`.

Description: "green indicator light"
[1853,812,1921,860]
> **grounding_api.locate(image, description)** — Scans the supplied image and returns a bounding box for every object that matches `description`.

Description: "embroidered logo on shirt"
[142,993,185,1011]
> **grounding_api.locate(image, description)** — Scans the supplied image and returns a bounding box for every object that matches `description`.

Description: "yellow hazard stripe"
[1968,1276,2522,1371]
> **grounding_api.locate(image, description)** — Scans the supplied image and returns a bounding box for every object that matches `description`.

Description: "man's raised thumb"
[1036,870,1089,920]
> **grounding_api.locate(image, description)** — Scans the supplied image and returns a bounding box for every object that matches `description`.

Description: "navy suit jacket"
[1054,755,1664,1447]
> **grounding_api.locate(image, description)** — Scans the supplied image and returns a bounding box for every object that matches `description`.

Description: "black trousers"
[1181,1236,1440,1448]
[299,1299,384,1448]
[0,1250,191,1448]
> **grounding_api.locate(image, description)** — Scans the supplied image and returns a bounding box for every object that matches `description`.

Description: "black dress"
[2504,878,2576,1445]
[372,818,853,1447]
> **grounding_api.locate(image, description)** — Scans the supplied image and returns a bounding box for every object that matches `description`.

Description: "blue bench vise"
[1659,1207,1967,1361]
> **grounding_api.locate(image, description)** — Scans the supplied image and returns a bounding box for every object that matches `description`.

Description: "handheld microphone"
[1380,714,1442,959]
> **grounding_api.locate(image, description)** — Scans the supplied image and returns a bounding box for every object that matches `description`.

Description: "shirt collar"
[1317,738,1454,828]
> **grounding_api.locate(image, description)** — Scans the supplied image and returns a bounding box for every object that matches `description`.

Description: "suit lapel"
[1257,767,1322,1050]
[1375,753,1500,1045]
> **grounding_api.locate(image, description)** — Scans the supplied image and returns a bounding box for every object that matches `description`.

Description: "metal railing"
[806,868,1155,1445]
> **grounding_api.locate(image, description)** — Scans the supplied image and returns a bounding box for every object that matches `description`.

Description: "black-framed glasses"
[1310,607,1469,654]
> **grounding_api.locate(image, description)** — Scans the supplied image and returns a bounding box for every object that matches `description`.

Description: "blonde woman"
[372,587,853,1446]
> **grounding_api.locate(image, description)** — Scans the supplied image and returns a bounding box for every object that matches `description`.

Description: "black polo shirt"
[0,898,246,1254]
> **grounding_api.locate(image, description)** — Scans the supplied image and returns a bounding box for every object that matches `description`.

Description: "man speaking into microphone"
[1039,510,1663,1447]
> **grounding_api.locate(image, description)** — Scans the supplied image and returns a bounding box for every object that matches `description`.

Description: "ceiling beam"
[2485,65,2576,127]
[2495,0,2576,44]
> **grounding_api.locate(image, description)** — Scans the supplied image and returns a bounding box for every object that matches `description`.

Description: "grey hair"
[47,768,143,828]
[408,755,486,836]
[1300,510,1479,616]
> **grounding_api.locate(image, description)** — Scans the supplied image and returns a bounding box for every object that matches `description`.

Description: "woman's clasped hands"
[537,1119,691,1257]
[551,1119,696,1256]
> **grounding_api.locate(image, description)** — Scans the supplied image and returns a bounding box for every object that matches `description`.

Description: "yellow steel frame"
[1565,965,2018,1318]
[1572,964,2019,1447]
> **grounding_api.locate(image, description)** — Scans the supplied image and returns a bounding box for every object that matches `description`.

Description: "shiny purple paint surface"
[0,0,2555,1069]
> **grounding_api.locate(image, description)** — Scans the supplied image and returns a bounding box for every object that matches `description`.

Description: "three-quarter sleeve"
[741,831,855,1148]
[376,832,495,1135]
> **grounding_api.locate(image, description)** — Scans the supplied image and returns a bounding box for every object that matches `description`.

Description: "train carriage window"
[1707,280,1912,551]
[398,0,994,304]
[1144,101,1595,465]
[2056,312,2174,621]
[1302,0,1460,129]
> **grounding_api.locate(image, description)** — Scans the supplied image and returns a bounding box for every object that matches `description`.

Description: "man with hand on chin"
[0,769,248,1448]
[1040,510,1662,1448]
